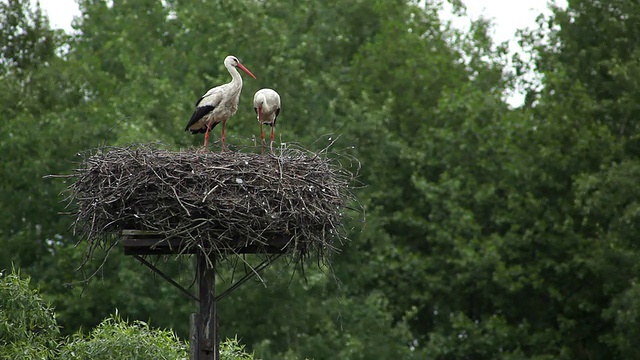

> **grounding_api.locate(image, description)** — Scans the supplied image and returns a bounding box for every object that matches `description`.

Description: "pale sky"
[38,0,566,42]
[447,1,567,44]
[37,0,567,106]
[38,0,78,31]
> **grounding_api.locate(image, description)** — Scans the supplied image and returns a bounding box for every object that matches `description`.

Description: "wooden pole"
[198,252,218,360]
[189,313,201,360]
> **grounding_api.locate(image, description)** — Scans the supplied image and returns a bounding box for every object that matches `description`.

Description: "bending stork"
[185,55,256,151]
[253,88,281,154]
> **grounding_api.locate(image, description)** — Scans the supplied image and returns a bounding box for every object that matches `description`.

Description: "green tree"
[519,0,640,357]
[11,0,640,358]
[0,0,58,76]
[334,0,640,358]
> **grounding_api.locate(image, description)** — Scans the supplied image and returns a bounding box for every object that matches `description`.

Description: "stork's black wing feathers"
[190,122,218,134]
[185,105,215,132]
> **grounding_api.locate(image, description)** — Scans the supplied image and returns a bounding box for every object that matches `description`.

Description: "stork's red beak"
[237,62,256,79]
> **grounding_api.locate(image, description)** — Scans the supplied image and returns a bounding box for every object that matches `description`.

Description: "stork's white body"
[253,88,281,126]
[189,81,242,132]
[185,55,256,150]
[253,88,281,153]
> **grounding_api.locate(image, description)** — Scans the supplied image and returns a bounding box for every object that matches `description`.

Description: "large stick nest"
[63,143,358,263]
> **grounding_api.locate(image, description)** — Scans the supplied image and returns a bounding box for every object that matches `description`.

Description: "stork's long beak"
[237,62,257,79]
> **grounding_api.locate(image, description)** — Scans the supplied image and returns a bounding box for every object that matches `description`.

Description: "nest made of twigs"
[59,143,357,263]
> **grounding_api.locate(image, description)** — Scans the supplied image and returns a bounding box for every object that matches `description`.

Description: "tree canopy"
[2,0,640,358]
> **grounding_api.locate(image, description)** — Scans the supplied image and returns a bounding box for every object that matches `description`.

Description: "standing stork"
[253,88,281,154]
[185,55,256,151]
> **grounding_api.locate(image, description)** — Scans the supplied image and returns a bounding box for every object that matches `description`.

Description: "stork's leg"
[260,122,265,154]
[270,124,275,154]
[203,123,212,149]
[221,120,227,152]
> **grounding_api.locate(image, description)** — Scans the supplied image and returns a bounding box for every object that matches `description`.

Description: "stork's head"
[224,55,257,79]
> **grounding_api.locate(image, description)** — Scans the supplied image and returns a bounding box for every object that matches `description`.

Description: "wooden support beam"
[121,230,293,256]
[121,230,291,360]
[198,252,218,360]
[190,313,201,360]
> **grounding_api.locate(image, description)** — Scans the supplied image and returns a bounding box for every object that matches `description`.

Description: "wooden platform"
[121,230,293,255]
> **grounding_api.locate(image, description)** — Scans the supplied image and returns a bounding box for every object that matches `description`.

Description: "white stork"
[185,55,256,150]
[253,88,281,154]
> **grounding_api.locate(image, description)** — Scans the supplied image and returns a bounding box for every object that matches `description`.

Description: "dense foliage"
[57,314,188,359]
[2,0,640,358]
[0,268,254,359]
[0,267,59,358]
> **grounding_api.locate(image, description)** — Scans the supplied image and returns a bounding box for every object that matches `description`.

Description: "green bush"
[57,312,187,360]
[58,314,256,360]
[0,266,59,359]
[1,267,253,359]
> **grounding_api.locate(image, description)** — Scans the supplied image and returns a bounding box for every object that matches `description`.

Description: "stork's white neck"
[226,63,243,87]
[257,93,267,107]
